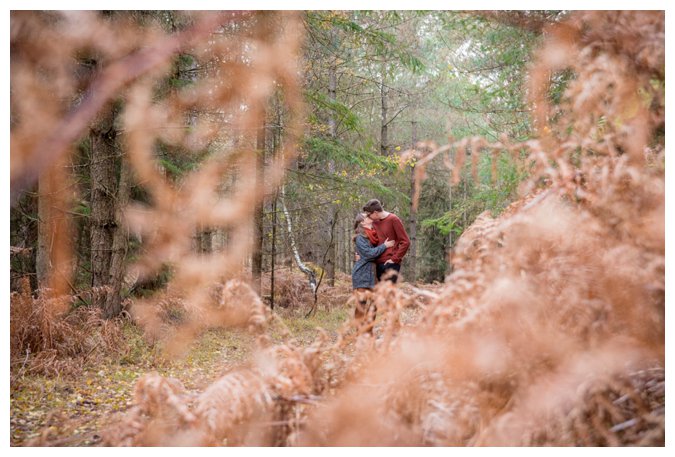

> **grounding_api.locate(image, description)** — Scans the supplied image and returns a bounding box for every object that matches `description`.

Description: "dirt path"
[10,324,246,445]
[10,276,435,447]
[10,306,357,446]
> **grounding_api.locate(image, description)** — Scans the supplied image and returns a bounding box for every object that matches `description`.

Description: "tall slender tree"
[252,109,266,294]
[89,103,123,317]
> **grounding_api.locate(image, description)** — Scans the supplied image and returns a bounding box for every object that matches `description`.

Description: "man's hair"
[363,199,383,214]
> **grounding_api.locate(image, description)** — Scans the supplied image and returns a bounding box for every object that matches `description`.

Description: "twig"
[20,348,31,373]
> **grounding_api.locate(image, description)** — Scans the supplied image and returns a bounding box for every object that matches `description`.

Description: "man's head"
[363,199,384,219]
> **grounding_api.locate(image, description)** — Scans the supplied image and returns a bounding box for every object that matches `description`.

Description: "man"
[362,199,410,283]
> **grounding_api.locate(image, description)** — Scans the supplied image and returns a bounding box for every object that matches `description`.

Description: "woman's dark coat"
[351,234,387,289]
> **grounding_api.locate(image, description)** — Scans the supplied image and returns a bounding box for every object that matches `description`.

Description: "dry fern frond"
[100,11,665,446]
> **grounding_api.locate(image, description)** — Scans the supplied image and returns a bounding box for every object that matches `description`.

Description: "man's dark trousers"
[376,263,401,283]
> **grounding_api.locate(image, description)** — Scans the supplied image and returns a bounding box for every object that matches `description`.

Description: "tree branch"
[383,104,410,127]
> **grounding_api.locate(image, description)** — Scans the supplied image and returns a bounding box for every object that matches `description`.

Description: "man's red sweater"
[372,213,410,264]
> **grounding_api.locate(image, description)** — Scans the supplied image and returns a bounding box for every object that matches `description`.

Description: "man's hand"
[355,253,361,261]
[384,259,394,265]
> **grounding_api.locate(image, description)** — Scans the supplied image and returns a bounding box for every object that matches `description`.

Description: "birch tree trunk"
[280,186,317,294]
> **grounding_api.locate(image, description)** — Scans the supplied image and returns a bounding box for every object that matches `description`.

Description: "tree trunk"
[446,182,453,277]
[276,101,317,294]
[463,173,468,229]
[103,159,131,318]
[336,215,343,275]
[36,151,74,300]
[324,59,338,287]
[344,216,351,273]
[280,186,317,294]
[380,76,389,155]
[252,112,266,294]
[36,178,51,289]
[270,191,277,309]
[90,107,120,314]
[270,95,283,308]
[328,57,337,139]
[408,119,418,283]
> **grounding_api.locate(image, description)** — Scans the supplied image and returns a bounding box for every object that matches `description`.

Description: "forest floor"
[9,278,430,447]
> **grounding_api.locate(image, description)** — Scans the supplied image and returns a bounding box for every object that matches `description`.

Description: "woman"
[351,213,394,332]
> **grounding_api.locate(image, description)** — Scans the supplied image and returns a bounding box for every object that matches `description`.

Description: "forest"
[9,10,665,446]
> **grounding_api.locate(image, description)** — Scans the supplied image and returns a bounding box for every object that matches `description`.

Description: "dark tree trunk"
[89,106,121,316]
[323,208,338,288]
[252,110,266,295]
[346,216,351,273]
[36,176,51,289]
[325,59,338,287]
[270,192,277,309]
[270,108,281,309]
[463,172,468,229]
[335,215,343,275]
[446,182,453,277]
[380,77,389,155]
[408,119,418,283]
[103,159,131,317]
[328,58,337,139]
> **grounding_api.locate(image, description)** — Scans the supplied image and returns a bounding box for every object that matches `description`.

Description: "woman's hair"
[353,213,366,242]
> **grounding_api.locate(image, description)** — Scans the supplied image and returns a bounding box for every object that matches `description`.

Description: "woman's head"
[353,213,373,239]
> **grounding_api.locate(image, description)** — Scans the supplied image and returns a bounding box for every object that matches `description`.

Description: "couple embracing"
[351,199,410,332]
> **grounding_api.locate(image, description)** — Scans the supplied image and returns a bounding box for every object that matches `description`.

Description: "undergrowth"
[11,290,353,446]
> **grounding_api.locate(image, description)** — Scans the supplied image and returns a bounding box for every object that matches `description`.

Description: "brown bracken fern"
[10,10,664,446]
